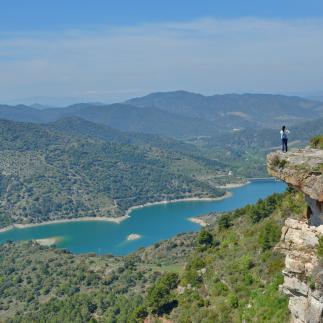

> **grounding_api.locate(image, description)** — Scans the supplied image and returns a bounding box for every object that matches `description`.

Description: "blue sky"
[2,0,323,30]
[1,1,323,104]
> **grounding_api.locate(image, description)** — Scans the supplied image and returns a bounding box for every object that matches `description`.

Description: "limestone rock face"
[267,149,323,226]
[267,149,323,202]
[278,219,323,323]
[268,148,323,322]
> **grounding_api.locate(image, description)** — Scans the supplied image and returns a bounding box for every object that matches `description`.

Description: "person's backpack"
[282,131,288,140]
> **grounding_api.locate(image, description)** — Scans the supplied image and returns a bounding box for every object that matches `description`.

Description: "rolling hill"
[0,103,220,138]
[0,119,228,228]
[127,91,323,129]
[194,116,323,151]
[1,92,323,139]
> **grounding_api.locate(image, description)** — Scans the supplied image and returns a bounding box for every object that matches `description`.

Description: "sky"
[1,0,323,105]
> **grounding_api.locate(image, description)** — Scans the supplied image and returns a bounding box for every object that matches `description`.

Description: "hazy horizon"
[1,89,323,107]
[1,1,323,105]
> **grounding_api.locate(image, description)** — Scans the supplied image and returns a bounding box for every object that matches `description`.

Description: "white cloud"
[0,18,323,103]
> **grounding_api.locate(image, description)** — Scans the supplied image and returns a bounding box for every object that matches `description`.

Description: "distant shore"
[0,192,233,233]
[0,216,129,233]
[216,181,250,189]
[35,237,61,246]
[124,191,232,217]
[247,177,275,181]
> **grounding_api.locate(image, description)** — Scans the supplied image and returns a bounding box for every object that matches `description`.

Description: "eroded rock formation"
[278,219,323,322]
[268,149,323,226]
[268,149,323,323]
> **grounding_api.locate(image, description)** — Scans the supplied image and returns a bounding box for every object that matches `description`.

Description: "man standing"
[280,125,290,152]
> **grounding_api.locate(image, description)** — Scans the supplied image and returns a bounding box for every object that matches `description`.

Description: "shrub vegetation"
[310,135,323,149]
[0,189,306,322]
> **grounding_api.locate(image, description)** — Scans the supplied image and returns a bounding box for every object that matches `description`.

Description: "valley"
[0,180,286,255]
[0,91,322,322]
[2,2,323,321]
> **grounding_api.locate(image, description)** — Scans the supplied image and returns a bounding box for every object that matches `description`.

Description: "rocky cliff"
[268,149,323,323]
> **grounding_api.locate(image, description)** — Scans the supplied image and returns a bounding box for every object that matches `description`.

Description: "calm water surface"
[0,180,286,255]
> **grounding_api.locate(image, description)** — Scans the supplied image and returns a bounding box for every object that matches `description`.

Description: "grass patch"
[318,236,323,259]
[310,135,323,149]
[272,155,288,169]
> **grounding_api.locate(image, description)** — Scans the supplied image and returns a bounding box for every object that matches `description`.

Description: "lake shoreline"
[216,181,250,189]
[124,191,232,217]
[35,237,62,246]
[0,192,232,233]
[190,178,279,227]
[0,216,129,233]
[215,177,276,189]
[0,180,286,255]
[188,217,208,227]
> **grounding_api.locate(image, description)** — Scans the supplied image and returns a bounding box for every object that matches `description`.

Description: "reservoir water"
[0,180,286,255]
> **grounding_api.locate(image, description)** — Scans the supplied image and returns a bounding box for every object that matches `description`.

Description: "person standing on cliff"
[280,125,290,153]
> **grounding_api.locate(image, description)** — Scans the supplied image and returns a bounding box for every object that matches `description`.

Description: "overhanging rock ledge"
[267,149,323,226]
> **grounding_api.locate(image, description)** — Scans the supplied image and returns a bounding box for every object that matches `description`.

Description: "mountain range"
[1,91,323,138]
[0,91,322,321]
[1,90,323,227]
[127,91,323,128]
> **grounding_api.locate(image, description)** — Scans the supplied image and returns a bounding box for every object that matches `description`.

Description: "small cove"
[0,180,286,255]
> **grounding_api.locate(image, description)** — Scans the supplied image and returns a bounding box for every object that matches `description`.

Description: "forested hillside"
[1,91,321,228]
[0,189,306,322]
[165,189,305,322]
[0,103,220,138]
[45,115,323,180]
[188,117,323,178]
[48,117,206,155]
[0,232,195,322]
[0,119,227,228]
[194,117,323,150]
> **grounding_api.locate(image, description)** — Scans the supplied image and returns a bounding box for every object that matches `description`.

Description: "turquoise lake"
[0,180,286,255]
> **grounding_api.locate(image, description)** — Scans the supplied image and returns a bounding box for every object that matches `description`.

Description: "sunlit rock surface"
[268,149,323,323]
[267,149,323,226]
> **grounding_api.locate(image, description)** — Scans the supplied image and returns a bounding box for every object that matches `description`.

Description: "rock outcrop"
[268,148,323,323]
[278,219,323,323]
[267,149,323,226]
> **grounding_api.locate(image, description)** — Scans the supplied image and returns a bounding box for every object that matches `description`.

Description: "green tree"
[197,229,213,250]
[259,221,281,251]
[146,273,179,316]
[130,305,148,321]
[218,214,232,230]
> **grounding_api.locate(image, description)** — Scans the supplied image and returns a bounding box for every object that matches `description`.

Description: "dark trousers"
[282,138,288,152]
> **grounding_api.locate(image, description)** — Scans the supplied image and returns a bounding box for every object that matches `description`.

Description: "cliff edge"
[268,149,323,323]
[267,149,323,226]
